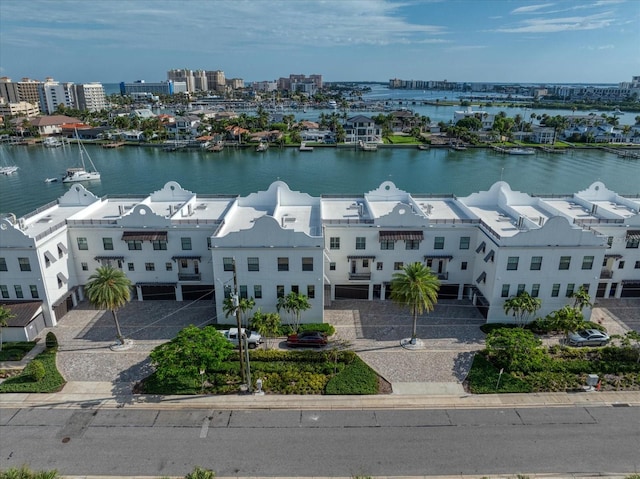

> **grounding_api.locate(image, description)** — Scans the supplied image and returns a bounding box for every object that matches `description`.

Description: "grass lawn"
[386,135,419,145]
[0,341,37,361]
[0,348,66,393]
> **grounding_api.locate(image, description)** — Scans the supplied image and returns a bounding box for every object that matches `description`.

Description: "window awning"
[476,272,486,284]
[379,230,423,241]
[621,280,640,286]
[122,231,167,241]
[94,255,125,261]
[475,241,486,253]
[57,272,68,284]
[626,230,640,240]
[604,254,623,259]
[57,242,68,253]
[484,250,495,262]
[424,255,453,260]
[135,282,177,287]
[347,255,376,260]
[44,251,57,263]
[172,255,202,260]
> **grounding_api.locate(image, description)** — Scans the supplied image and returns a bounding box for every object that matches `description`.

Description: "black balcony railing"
[178,273,201,281]
[349,273,371,280]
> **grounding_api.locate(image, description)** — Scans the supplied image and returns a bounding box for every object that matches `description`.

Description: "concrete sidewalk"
[1,380,639,410]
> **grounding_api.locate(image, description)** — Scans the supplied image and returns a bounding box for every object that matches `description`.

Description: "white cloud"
[510,3,555,14]
[494,11,616,33]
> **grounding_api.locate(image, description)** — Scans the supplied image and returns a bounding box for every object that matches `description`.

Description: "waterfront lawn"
[139,349,381,395]
[0,349,66,393]
[0,341,37,361]
[386,135,419,145]
[467,345,640,394]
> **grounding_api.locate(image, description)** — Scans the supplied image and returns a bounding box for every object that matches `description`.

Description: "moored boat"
[62,131,101,183]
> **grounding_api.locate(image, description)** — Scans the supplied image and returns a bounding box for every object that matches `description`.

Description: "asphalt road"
[1,406,639,477]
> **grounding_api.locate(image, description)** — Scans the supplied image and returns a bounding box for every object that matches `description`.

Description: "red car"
[286,331,328,348]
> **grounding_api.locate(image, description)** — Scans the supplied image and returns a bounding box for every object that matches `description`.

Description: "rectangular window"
[635,261,640,269]
[0,285,8,299]
[329,237,340,250]
[501,284,510,297]
[180,259,188,269]
[278,257,289,272]
[81,262,88,271]
[530,256,542,270]
[329,262,336,271]
[165,262,172,271]
[459,236,470,250]
[127,240,142,250]
[376,262,383,270]
[77,237,88,250]
[619,261,625,269]
[127,262,135,271]
[18,257,31,272]
[207,237,212,249]
[307,285,315,299]
[223,257,234,272]
[380,239,395,250]
[291,285,299,294]
[254,285,262,299]
[405,239,420,250]
[277,285,285,298]
[434,237,445,250]
[581,284,590,293]
[14,285,23,298]
[531,284,540,298]
[582,256,594,270]
[152,240,167,250]
[355,237,366,250]
[29,285,39,299]
[103,238,114,250]
[607,236,614,247]
[551,284,560,297]
[517,284,526,295]
[559,256,571,270]
[239,285,248,299]
[626,237,639,249]
[506,256,519,271]
[248,257,259,272]
[145,262,155,271]
[461,261,468,270]
[181,237,192,250]
[394,262,404,271]
[566,283,575,297]
[0,258,7,271]
[302,257,313,271]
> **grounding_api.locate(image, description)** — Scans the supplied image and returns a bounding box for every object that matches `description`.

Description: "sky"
[0,0,638,85]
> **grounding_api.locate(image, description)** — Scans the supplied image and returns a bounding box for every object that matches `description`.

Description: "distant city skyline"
[0,0,638,85]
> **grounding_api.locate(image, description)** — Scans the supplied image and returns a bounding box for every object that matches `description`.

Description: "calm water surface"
[1,143,639,217]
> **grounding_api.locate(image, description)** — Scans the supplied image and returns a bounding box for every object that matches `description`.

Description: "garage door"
[621,281,640,298]
[141,285,176,300]
[182,284,214,301]
[335,284,369,300]
[438,284,459,299]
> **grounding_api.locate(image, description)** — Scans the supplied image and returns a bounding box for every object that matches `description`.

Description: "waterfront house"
[343,115,382,144]
[29,115,81,136]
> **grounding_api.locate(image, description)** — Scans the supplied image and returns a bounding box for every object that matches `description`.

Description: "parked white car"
[221,328,263,349]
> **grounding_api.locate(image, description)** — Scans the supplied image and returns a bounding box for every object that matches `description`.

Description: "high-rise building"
[39,78,75,114]
[167,69,195,93]
[193,70,208,91]
[74,82,108,112]
[206,70,226,93]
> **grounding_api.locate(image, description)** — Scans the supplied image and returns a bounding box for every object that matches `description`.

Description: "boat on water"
[507,147,536,155]
[299,142,314,152]
[208,141,224,152]
[417,144,430,150]
[0,166,19,175]
[62,133,101,183]
[44,177,59,183]
[449,141,467,151]
[256,141,269,152]
[43,137,63,148]
[358,140,378,151]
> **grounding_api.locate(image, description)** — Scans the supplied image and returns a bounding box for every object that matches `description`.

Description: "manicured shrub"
[0,341,37,361]
[24,359,46,382]
[325,356,378,395]
[45,332,59,350]
[465,353,531,394]
[0,349,65,393]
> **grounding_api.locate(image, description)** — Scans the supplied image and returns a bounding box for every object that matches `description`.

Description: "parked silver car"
[567,329,610,347]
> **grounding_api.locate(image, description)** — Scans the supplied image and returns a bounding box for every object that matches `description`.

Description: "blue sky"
[0,0,638,84]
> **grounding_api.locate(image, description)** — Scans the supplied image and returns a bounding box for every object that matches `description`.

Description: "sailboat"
[62,131,101,183]
[0,146,18,175]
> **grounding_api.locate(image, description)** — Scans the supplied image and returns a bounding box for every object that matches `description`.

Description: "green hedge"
[0,349,65,393]
[465,354,531,394]
[325,356,379,395]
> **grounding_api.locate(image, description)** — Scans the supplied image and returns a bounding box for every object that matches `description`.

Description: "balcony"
[178,273,201,281]
[436,272,449,280]
[600,269,613,279]
[349,273,371,281]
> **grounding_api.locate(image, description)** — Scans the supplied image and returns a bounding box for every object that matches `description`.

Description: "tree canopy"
[84,266,132,344]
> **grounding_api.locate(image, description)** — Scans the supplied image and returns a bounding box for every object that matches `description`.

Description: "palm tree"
[503,291,541,327]
[277,291,311,332]
[390,262,440,344]
[0,305,16,352]
[223,296,255,329]
[84,266,132,345]
[571,286,592,313]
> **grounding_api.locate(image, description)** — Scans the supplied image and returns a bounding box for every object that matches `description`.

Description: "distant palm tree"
[0,305,16,352]
[84,266,132,344]
[390,262,440,344]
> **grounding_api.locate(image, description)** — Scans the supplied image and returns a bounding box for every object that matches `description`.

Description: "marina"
[1,142,639,218]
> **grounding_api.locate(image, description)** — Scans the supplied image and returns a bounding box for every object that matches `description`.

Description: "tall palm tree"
[503,291,541,327]
[0,305,16,352]
[85,266,132,344]
[277,291,311,332]
[390,262,440,344]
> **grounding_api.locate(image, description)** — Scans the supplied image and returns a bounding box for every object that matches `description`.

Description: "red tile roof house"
[29,115,81,136]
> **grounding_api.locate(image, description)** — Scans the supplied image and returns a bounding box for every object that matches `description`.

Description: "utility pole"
[231,257,246,386]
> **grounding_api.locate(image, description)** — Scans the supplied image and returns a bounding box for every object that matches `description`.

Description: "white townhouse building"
[343,115,382,144]
[1,180,639,341]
